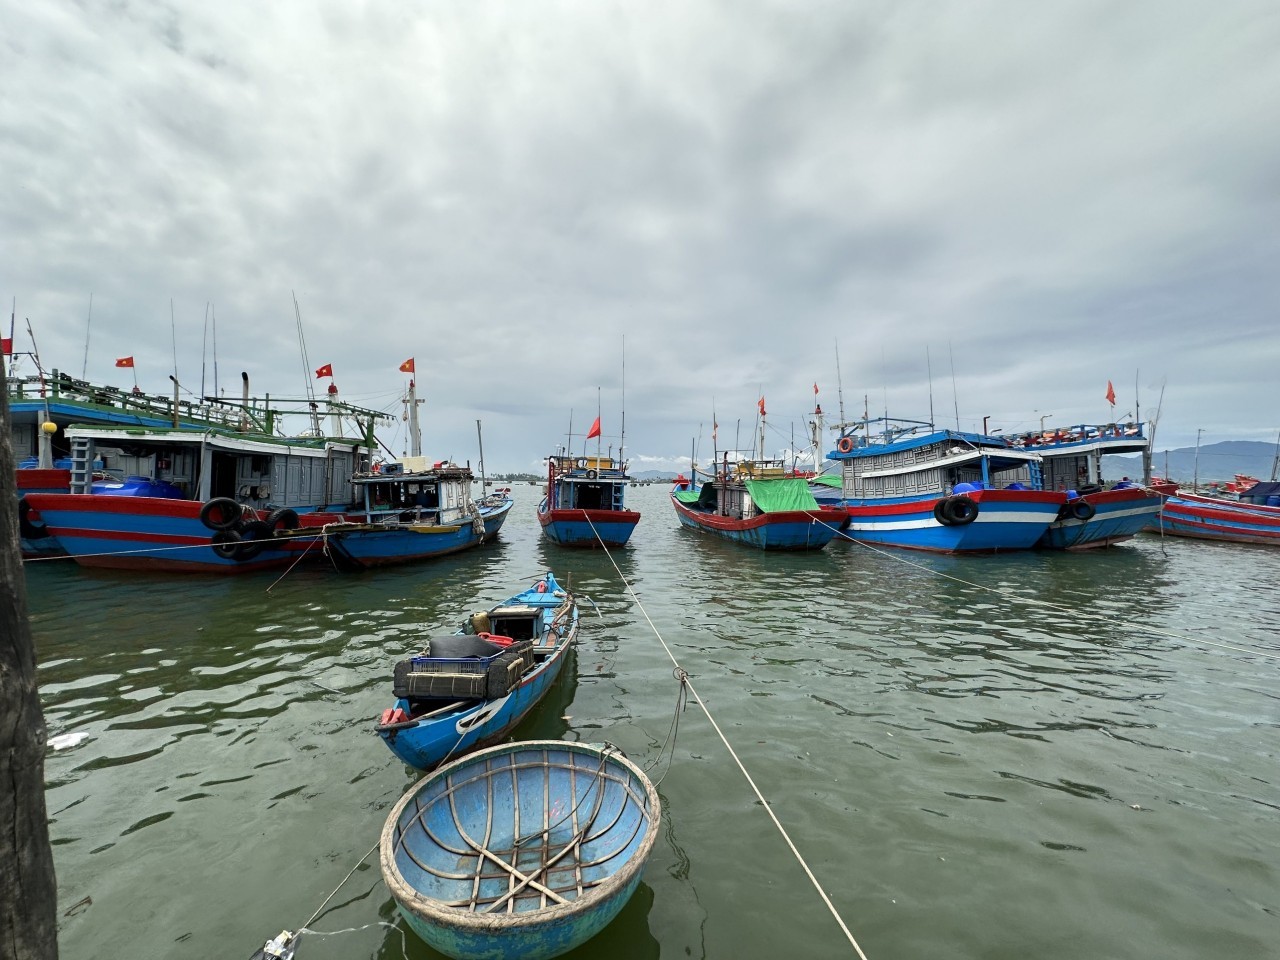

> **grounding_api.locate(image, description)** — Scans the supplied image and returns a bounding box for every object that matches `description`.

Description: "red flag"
[758,396,767,417]
[115,356,134,368]
[813,382,819,395]
[712,419,718,442]
[1105,380,1116,406]
[1,338,12,356]
[315,363,333,378]
[585,416,601,440]
[399,358,415,374]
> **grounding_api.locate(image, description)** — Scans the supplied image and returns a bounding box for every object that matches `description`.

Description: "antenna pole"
[926,345,935,429]
[81,292,93,380]
[948,342,960,432]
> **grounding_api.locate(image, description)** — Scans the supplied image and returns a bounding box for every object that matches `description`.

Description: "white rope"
[811,517,1280,662]
[584,515,872,960]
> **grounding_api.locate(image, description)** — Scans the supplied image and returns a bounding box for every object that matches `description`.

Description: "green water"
[29,484,1279,959]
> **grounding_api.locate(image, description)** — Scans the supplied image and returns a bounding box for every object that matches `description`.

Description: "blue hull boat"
[538,454,640,548]
[375,573,578,771]
[380,740,661,960]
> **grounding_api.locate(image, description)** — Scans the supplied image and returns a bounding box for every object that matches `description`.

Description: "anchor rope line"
[302,841,380,930]
[584,515,872,960]
[809,517,1280,663]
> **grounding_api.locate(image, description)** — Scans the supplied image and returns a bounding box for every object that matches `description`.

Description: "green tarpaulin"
[743,478,822,513]
[810,473,842,489]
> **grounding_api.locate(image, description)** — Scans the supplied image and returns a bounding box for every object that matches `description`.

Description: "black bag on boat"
[391,638,535,701]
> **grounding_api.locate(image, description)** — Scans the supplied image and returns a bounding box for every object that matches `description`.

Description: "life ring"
[199,497,243,531]
[1068,500,1096,522]
[18,499,49,541]
[836,436,855,454]
[585,469,598,480]
[945,495,979,526]
[210,528,243,559]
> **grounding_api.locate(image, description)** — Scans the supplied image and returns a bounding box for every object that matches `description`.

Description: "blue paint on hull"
[672,504,841,550]
[539,515,639,547]
[1038,493,1161,549]
[379,643,572,771]
[838,494,1062,553]
[327,499,513,569]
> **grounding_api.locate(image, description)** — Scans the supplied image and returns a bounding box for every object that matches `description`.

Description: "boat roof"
[1003,422,1149,456]
[62,422,362,455]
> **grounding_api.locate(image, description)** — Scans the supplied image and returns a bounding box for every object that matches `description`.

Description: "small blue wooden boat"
[537,454,640,548]
[380,740,660,960]
[322,460,513,569]
[375,572,577,771]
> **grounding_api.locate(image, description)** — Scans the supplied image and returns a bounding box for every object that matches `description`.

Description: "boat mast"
[80,292,93,381]
[595,386,602,462]
[620,337,626,466]
[476,419,487,489]
[1271,429,1280,482]
[25,319,53,469]
[407,377,423,458]
[292,292,322,436]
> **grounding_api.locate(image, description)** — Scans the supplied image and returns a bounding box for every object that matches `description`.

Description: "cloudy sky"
[4,1,1278,473]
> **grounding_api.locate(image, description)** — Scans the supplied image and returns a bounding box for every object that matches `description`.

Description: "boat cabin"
[61,423,369,510]
[547,454,631,512]
[354,459,476,524]
[830,421,1046,498]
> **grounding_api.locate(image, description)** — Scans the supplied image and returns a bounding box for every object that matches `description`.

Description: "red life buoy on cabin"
[836,436,855,454]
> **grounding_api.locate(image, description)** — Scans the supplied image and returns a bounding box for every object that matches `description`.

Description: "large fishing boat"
[1003,421,1161,549]
[671,453,847,550]
[7,365,253,556]
[822,417,1064,553]
[538,453,640,548]
[23,391,393,573]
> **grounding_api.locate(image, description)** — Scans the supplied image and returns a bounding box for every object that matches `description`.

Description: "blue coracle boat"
[380,740,661,960]
[375,572,578,771]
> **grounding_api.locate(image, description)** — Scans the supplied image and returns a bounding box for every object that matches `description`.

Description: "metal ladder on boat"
[69,436,96,494]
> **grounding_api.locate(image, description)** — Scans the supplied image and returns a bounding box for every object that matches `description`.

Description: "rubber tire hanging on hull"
[18,500,49,540]
[210,528,243,559]
[1069,500,1096,521]
[934,495,979,526]
[200,498,243,531]
[235,520,274,561]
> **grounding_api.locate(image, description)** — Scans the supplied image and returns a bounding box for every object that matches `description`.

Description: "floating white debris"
[48,732,89,751]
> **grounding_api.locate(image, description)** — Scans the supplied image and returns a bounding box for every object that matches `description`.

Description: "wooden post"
[0,350,60,959]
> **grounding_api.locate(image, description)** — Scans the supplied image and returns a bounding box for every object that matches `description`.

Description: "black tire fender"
[210,528,243,559]
[933,498,957,526]
[265,508,300,533]
[235,520,273,560]
[946,495,979,526]
[18,499,49,540]
[1069,499,1096,522]
[200,497,243,531]
[585,469,598,480]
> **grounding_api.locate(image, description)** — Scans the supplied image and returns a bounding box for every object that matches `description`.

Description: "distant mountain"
[1103,440,1279,483]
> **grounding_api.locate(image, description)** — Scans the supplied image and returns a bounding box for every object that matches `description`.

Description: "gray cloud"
[4,0,1278,471]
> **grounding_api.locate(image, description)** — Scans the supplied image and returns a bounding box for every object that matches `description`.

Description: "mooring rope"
[584,514,872,960]
[809,517,1280,662]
